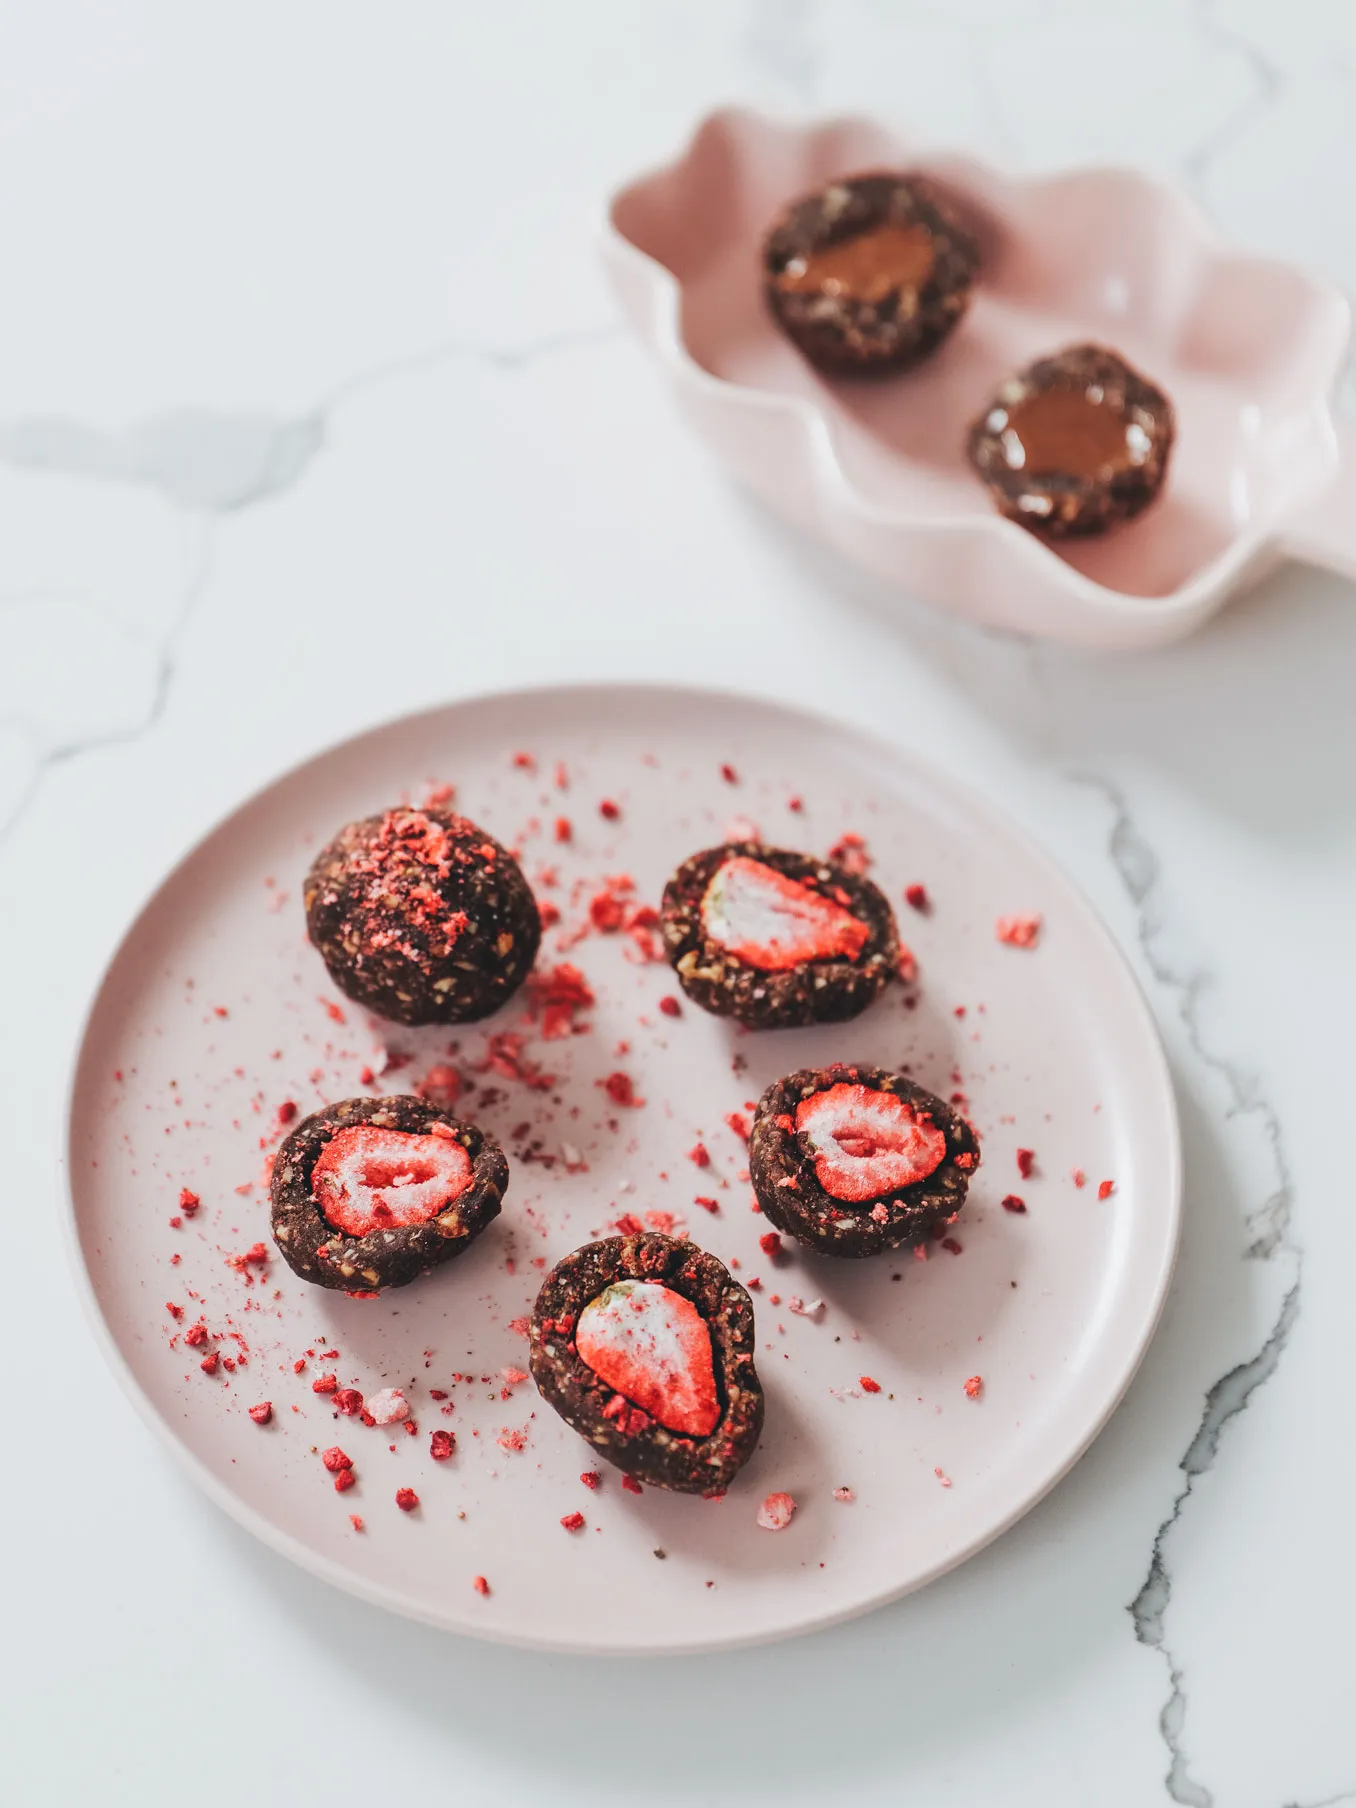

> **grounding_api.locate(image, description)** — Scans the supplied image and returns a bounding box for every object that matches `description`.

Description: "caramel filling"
[999,386,1144,481]
[776,222,936,304]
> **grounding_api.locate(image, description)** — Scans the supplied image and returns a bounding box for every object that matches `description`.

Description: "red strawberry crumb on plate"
[1002,1194,1027,1213]
[349,1515,364,1532]
[430,1430,456,1460]
[415,1063,464,1108]
[904,883,929,912]
[527,963,595,1039]
[599,1071,644,1107]
[833,1486,856,1503]
[1098,1179,1116,1199]
[179,1189,200,1213]
[560,1511,586,1532]
[964,1375,983,1399]
[248,1402,273,1424]
[395,1488,419,1512]
[658,995,682,1017]
[333,1388,364,1415]
[759,1231,784,1259]
[687,1142,711,1167]
[1072,1169,1087,1188]
[757,1491,796,1530]
[473,1575,490,1596]
[580,1471,601,1490]
[334,1468,356,1493]
[720,763,738,783]
[321,1447,353,1473]
[996,914,1042,948]
[368,1388,410,1425]
[859,1375,881,1394]
[1017,1147,1036,1177]
[935,1468,952,1488]
[599,799,621,821]
[621,1474,643,1495]
[200,1352,220,1375]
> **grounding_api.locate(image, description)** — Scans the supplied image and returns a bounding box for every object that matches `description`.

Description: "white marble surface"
[3,3,1354,1804]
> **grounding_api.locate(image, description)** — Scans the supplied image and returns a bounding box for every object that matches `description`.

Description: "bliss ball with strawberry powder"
[304,806,541,1026]
[749,1064,978,1257]
[270,1095,508,1292]
[659,843,899,1029]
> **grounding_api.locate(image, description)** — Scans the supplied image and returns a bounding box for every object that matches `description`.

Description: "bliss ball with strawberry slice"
[270,1095,508,1292]
[659,843,900,1029]
[304,806,540,1026]
[529,1234,763,1494]
[749,1064,978,1257]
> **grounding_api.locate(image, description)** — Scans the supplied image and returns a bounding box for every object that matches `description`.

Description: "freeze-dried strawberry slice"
[311,1124,471,1236]
[700,856,869,972]
[795,1083,946,1202]
[575,1281,720,1438]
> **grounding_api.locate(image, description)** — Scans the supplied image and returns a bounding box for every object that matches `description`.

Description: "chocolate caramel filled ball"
[304,806,541,1026]
[529,1234,763,1494]
[967,343,1175,537]
[763,172,979,375]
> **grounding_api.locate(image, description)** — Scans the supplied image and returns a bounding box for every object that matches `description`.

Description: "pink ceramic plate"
[605,110,1356,648]
[65,685,1179,1653]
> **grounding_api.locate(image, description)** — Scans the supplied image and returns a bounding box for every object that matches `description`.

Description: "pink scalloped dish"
[604,109,1356,649]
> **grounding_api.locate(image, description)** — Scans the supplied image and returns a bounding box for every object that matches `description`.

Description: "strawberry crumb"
[248,1402,273,1424]
[963,1375,983,1399]
[996,914,1042,949]
[757,1491,796,1531]
[1017,1148,1036,1178]
[934,1468,952,1488]
[334,1468,356,1493]
[311,1374,338,1394]
[1073,1169,1087,1189]
[694,1195,718,1213]
[1098,1179,1116,1200]
[416,1064,463,1108]
[759,1231,784,1259]
[621,1474,643,1495]
[599,1070,643,1108]
[599,799,621,821]
[658,995,682,1017]
[1002,1194,1027,1213]
[904,883,929,912]
[333,1388,364,1415]
[859,1375,881,1393]
[395,1488,419,1512]
[833,1487,856,1503]
[828,832,870,875]
[560,1511,586,1532]
[321,1447,353,1473]
[179,1189,200,1214]
[687,1142,711,1168]
[199,1352,220,1375]
[184,1322,209,1347]
[430,1430,456,1460]
[720,763,738,784]
[580,1471,601,1491]
[277,1100,297,1125]
[473,1575,490,1596]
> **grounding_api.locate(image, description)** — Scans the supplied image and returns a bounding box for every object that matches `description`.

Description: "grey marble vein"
[0,321,621,850]
[1082,774,1304,1808]
[1180,0,1284,198]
